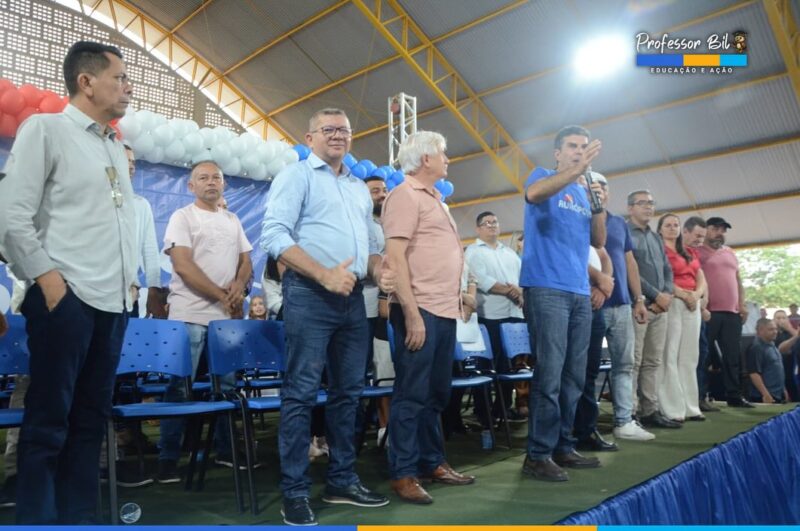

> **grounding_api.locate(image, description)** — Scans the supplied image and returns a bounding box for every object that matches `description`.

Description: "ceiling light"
[573,36,632,80]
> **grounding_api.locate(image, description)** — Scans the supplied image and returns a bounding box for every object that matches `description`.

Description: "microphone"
[584,166,604,214]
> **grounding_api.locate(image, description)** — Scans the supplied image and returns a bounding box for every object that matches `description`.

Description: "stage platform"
[0,402,795,525]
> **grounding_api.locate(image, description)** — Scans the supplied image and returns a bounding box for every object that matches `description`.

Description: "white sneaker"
[376,427,389,448]
[613,420,656,441]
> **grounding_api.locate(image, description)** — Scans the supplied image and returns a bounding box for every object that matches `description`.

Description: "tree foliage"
[737,246,800,308]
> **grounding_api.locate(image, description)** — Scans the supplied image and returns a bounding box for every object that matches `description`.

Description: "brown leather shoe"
[390,477,433,504]
[420,462,475,485]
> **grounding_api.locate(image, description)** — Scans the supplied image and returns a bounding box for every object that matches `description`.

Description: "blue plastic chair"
[0,314,29,428]
[109,319,244,520]
[206,319,327,514]
[451,329,499,448]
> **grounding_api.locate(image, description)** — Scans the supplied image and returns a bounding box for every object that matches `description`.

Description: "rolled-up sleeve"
[260,165,306,259]
[465,247,497,293]
[0,117,57,281]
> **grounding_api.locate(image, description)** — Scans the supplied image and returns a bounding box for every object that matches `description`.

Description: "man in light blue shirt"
[261,108,388,525]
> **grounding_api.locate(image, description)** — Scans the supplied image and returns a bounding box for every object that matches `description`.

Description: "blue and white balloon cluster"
[117,109,299,181]
[290,149,456,199]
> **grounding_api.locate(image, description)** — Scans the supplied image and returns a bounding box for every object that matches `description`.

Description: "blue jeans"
[388,305,455,479]
[17,284,127,524]
[279,271,368,499]
[524,287,590,460]
[602,305,636,426]
[573,309,606,440]
[158,323,234,462]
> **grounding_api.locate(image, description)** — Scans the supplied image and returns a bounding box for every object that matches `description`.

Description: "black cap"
[706,216,732,229]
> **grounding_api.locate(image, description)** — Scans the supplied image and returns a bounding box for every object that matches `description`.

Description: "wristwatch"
[635,295,646,304]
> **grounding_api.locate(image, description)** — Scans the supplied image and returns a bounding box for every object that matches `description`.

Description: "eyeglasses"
[479,220,499,227]
[632,200,656,207]
[106,166,123,208]
[311,126,353,138]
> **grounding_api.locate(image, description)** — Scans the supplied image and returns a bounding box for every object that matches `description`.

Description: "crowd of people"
[0,40,798,526]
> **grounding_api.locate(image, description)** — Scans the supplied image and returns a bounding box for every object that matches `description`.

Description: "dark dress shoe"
[687,414,706,421]
[420,462,475,485]
[391,477,433,504]
[281,497,318,526]
[322,482,389,507]
[553,450,601,469]
[639,412,682,429]
[576,430,618,452]
[699,399,720,412]
[522,456,569,481]
[727,397,755,408]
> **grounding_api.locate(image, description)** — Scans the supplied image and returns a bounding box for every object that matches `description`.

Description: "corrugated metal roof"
[126,0,202,30]
[447,154,519,202]
[290,2,397,81]
[397,0,513,40]
[644,75,800,161]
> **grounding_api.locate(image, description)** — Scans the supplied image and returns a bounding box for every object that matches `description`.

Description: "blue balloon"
[386,180,397,192]
[292,144,311,161]
[361,159,377,174]
[434,179,446,193]
[350,162,368,179]
[343,153,358,169]
[390,170,404,185]
[370,167,389,180]
[441,180,455,197]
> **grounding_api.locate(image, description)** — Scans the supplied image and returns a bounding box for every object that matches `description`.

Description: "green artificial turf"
[0,402,794,525]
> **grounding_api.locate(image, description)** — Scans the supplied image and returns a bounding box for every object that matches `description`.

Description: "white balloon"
[137,110,157,131]
[282,149,300,165]
[257,141,279,164]
[152,123,175,145]
[198,128,216,148]
[228,136,247,157]
[118,113,141,140]
[192,148,213,165]
[242,132,261,149]
[131,133,154,156]
[241,152,261,174]
[210,143,231,166]
[221,157,241,176]
[266,158,286,177]
[250,163,268,181]
[212,126,233,144]
[164,140,185,162]
[182,132,204,155]
[144,146,165,164]
[152,113,167,128]
[184,119,199,133]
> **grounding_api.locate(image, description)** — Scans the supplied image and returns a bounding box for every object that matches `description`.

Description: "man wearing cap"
[696,217,753,408]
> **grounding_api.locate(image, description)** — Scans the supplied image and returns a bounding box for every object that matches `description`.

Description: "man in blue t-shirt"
[520,125,607,482]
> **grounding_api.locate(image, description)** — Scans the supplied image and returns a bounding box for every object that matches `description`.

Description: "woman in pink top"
[657,213,707,422]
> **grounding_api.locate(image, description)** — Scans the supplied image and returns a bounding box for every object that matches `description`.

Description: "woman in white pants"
[657,214,707,422]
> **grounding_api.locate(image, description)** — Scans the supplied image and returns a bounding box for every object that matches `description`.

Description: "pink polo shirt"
[382,176,463,319]
[696,245,740,313]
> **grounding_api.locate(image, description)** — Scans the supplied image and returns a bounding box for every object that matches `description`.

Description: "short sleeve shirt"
[382,176,463,319]
[603,212,634,307]
[665,246,700,291]
[696,245,739,312]
[164,204,253,326]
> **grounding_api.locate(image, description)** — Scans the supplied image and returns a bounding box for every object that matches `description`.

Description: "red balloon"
[18,84,43,108]
[0,79,13,96]
[0,113,18,137]
[17,106,37,124]
[0,88,25,115]
[39,94,64,114]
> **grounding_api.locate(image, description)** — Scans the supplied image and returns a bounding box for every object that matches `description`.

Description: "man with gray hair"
[382,131,474,504]
[262,108,389,525]
[627,190,680,428]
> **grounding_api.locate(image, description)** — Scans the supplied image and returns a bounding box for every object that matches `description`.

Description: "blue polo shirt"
[603,212,634,307]
[520,167,591,296]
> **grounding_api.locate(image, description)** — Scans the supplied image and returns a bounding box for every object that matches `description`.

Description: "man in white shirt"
[157,160,253,483]
[465,212,525,426]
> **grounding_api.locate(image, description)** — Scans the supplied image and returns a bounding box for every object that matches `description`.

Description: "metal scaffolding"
[388,93,417,168]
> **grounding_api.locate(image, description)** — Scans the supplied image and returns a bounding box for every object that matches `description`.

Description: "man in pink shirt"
[158,160,254,482]
[695,217,753,408]
[382,131,474,505]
